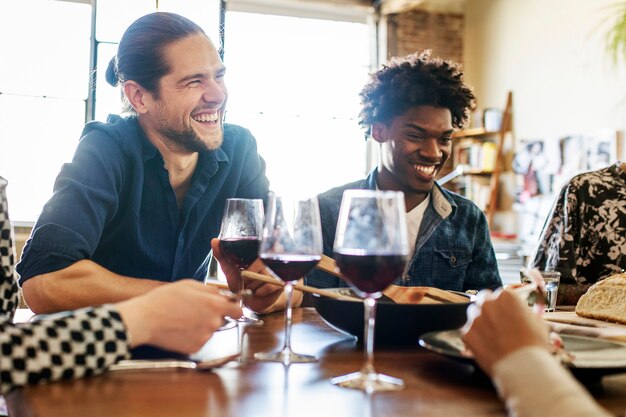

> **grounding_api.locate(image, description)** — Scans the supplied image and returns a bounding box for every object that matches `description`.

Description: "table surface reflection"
[7,308,626,417]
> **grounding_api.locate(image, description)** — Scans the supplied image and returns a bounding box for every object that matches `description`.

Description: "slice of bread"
[575,273,626,324]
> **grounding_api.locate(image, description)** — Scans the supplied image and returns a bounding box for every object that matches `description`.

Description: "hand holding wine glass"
[218,198,264,325]
[330,190,409,392]
[210,238,285,314]
[254,193,323,364]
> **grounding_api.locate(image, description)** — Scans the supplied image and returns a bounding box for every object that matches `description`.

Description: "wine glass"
[218,198,264,325]
[330,190,409,392]
[254,193,323,364]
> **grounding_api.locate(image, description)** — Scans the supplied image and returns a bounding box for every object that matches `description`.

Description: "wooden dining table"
[7,308,626,417]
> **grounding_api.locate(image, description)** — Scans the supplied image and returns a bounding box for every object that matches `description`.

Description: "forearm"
[21,259,164,313]
[492,347,611,417]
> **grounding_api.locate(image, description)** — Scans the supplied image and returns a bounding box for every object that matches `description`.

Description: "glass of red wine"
[218,198,265,325]
[330,190,409,392]
[254,193,323,364]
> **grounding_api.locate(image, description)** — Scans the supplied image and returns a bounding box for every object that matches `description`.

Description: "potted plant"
[606,1,626,63]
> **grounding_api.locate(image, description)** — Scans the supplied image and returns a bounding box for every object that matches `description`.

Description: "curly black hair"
[359,50,475,132]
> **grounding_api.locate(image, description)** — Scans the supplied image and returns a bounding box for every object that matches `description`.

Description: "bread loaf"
[575,274,626,324]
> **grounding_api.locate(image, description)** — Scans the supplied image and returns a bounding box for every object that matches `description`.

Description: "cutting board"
[544,311,626,343]
[383,285,470,304]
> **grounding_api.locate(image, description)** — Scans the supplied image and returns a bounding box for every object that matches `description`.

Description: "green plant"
[606,1,626,63]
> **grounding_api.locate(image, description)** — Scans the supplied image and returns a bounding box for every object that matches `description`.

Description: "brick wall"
[383,8,466,184]
[386,9,464,64]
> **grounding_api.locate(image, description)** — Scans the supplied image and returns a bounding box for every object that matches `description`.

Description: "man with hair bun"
[17,12,282,313]
[306,51,502,292]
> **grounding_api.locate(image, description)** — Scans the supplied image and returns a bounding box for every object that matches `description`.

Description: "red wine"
[220,237,260,269]
[260,254,322,282]
[333,252,406,294]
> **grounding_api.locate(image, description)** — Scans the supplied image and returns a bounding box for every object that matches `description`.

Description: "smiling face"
[373,105,453,209]
[141,33,227,153]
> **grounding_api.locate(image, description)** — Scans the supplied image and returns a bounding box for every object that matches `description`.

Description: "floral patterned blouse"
[1,177,130,394]
[531,162,626,303]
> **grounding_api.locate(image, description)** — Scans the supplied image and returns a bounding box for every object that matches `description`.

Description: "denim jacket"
[305,169,502,292]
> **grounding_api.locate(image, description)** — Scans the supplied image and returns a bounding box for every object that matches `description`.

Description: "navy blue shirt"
[305,169,502,292]
[17,115,269,284]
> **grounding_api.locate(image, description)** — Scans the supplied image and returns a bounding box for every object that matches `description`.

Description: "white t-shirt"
[372,182,430,275]
[406,195,430,258]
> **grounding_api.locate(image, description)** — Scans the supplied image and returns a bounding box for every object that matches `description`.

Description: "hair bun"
[105,57,119,86]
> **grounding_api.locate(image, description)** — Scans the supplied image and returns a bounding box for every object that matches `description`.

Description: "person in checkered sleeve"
[1,176,16,322]
[0,177,241,394]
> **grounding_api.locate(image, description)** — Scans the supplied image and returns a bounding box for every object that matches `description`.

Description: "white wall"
[464,0,626,141]
[463,0,626,241]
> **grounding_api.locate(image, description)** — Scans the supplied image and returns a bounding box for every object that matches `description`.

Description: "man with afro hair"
[306,51,502,293]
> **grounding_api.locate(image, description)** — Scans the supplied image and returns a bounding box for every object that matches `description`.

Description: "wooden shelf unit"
[440,91,513,229]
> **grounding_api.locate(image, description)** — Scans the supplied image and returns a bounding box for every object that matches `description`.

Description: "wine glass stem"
[282,282,294,352]
[238,269,246,309]
[237,319,245,357]
[362,296,377,375]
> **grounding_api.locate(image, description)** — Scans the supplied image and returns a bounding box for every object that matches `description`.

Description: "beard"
[152,105,224,152]
[160,124,220,153]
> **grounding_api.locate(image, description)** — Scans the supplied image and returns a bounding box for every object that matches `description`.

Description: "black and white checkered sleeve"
[1,177,131,394]
[0,305,132,394]
[1,176,16,323]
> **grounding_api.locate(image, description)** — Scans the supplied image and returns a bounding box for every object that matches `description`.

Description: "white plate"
[419,329,626,373]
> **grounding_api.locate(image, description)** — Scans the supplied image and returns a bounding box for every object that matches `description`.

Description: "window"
[1,0,374,222]
[93,0,221,121]
[0,0,91,222]
[223,10,373,197]
[0,0,222,223]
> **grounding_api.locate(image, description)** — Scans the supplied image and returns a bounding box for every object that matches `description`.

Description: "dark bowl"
[312,288,471,346]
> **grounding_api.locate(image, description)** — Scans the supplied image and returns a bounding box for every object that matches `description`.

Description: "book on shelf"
[454,175,490,211]
[454,140,497,172]
[481,142,497,171]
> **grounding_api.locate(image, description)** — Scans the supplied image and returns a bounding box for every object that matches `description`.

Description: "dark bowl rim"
[311,288,473,307]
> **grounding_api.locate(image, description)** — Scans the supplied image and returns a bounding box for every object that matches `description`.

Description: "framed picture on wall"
[558,129,622,188]
[512,138,560,200]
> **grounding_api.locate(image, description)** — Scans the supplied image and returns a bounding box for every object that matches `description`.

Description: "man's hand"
[117,280,242,354]
[461,289,551,376]
[211,238,297,314]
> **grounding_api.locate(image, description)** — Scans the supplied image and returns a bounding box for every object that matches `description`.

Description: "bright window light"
[0,0,91,223]
[94,0,221,121]
[223,12,372,198]
[1,1,371,222]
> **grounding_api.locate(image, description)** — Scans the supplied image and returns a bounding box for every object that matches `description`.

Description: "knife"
[108,353,239,372]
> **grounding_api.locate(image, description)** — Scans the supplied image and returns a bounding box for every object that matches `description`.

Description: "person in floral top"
[530,162,626,305]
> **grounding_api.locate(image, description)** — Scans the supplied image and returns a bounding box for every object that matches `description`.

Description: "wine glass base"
[224,356,256,368]
[217,317,238,332]
[237,316,264,326]
[330,371,404,393]
[254,350,317,365]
